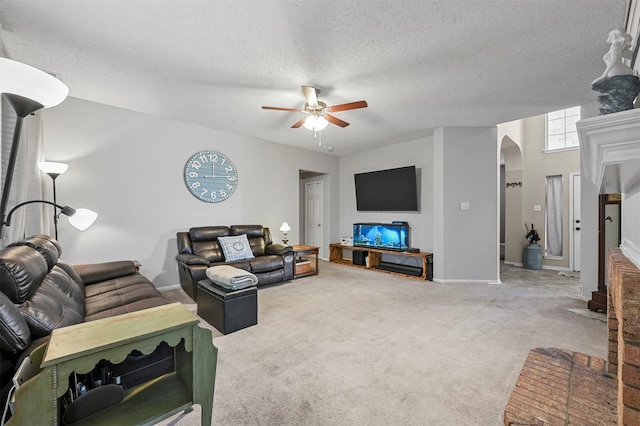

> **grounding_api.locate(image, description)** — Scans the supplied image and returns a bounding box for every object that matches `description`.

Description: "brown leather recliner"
[176,225,294,301]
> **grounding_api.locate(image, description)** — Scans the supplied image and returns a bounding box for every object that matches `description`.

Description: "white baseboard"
[433,278,502,284]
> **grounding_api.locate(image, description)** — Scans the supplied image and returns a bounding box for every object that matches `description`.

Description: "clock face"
[184,150,238,203]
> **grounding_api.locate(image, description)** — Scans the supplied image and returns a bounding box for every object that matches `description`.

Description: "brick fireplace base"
[504,347,616,425]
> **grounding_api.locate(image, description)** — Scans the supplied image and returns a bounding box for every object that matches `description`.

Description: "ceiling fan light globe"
[303,116,328,131]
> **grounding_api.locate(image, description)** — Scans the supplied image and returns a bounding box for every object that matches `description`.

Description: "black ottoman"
[197,279,257,334]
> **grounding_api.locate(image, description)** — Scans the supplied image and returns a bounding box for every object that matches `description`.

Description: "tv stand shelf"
[329,243,433,281]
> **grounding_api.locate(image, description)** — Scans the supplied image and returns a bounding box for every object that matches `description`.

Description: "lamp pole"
[0,58,69,242]
[50,173,61,239]
[38,162,68,240]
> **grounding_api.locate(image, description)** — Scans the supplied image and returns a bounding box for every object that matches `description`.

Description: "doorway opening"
[299,170,328,256]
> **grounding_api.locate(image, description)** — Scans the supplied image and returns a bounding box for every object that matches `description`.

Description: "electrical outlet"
[533,205,542,212]
[460,202,470,210]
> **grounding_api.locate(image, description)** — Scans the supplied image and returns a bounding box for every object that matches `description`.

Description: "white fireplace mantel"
[578,107,640,195]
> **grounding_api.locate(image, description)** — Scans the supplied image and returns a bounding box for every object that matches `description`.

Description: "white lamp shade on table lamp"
[279,222,291,233]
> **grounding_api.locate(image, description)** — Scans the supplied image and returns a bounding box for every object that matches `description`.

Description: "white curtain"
[1,97,49,246]
[545,175,563,257]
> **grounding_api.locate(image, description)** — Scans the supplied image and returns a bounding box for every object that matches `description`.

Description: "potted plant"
[525,223,540,245]
[523,223,542,270]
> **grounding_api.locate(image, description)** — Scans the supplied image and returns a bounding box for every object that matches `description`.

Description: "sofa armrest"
[176,253,209,266]
[73,261,140,285]
[265,243,293,256]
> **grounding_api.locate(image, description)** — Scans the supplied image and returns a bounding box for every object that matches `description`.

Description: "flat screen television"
[354,166,418,211]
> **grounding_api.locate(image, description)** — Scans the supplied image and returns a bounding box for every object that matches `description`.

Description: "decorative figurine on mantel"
[591,28,640,115]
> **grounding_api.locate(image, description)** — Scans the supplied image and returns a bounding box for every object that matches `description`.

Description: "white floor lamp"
[0,58,69,241]
[38,161,69,239]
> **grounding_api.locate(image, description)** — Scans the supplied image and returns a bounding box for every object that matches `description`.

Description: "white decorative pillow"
[218,234,255,262]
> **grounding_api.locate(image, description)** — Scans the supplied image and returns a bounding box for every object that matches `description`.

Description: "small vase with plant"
[525,223,540,245]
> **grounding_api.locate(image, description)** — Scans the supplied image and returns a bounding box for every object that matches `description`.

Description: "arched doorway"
[500,135,524,268]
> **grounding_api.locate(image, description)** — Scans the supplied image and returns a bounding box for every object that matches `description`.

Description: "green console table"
[7,303,217,425]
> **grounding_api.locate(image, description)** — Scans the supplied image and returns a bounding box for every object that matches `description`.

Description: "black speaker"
[353,251,368,266]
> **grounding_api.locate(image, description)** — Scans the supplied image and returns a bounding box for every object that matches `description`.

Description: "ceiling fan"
[262,86,368,131]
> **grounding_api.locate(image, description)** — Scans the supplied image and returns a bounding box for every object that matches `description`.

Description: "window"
[546,106,580,151]
[545,175,563,258]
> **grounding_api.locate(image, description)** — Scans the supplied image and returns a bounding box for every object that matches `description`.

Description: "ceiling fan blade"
[262,106,303,112]
[302,86,318,107]
[291,117,306,128]
[325,115,350,128]
[326,100,368,113]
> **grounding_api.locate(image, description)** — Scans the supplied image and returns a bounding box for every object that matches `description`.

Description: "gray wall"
[41,97,340,289]
[40,99,505,288]
[433,127,499,283]
[338,137,434,256]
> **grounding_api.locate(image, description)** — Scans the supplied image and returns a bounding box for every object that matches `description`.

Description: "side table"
[7,303,217,426]
[292,245,319,278]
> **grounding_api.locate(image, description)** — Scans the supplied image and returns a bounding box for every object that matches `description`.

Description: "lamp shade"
[67,208,98,231]
[280,222,291,233]
[302,116,329,131]
[38,161,69,175]
[0,58,69,109]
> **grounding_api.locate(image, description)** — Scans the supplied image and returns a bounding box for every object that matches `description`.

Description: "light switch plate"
[461,202,470,210]
[533,205,542,211]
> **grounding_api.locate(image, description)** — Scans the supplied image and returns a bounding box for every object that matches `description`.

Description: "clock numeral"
[191,182,200,189]
[210,153,218,162]
[210,192,217,200]
[188,171,198,178]
[226,183,234,190]
[199,188,208,197]
[225,166,233,173]
[190,160,202,170]
[220,189,226,198]
[227,175,237,181]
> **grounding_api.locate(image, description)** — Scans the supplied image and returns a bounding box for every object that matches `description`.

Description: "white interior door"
[571,173,581,272]
[305,181,323,248]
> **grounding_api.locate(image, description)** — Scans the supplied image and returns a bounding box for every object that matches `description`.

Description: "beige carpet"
[159,261,607,425]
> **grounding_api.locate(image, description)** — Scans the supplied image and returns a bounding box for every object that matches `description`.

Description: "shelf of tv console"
[329,243,433,281]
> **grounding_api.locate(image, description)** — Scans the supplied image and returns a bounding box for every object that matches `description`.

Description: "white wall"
[41,97,340,289]
[521,115,580,270]
[338,137,434,254]
[622,189,640,259]
[579,100,604,296]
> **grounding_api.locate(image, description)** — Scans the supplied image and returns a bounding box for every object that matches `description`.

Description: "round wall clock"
[184,150,238,203]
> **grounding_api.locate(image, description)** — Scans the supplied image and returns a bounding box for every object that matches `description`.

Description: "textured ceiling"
[0,0,629,155]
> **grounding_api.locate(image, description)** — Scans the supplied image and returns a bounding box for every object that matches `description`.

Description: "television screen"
[354,166,418,211]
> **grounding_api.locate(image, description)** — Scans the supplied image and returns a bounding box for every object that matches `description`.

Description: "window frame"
[544,106,581,153]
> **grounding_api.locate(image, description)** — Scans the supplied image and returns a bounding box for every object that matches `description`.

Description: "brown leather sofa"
[176,225,294,300]
[0,235,169,412]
